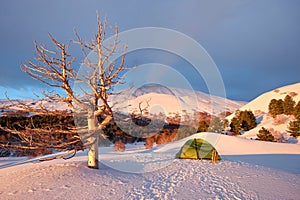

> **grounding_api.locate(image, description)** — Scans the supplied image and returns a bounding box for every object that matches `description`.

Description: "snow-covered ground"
[1,132,299,200]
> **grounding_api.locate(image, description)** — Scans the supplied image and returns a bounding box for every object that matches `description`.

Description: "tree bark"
[87,113,99,169]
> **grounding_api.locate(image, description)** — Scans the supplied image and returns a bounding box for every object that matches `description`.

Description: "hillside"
[1,132,299,199]
[113,84,245,116]
[233,83,300,114]
[227,82,300,140]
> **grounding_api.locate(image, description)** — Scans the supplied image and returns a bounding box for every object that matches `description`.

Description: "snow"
[226,83,300,139]
[0,100,71,116]
[115,86,245,116]
[1,86,245,117]
[1,84,300,199]
[1,132,300,199]
[240,114,293,139]
[230,83,300,115]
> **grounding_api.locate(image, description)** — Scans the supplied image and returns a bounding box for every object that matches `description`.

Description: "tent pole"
[194,138,200,160]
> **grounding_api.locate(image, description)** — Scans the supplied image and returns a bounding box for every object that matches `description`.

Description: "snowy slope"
[226,83,300,139]
[240,114,297,140]
[1,132,300,199]
[0,100,70,113]
[231,82,300,115]
[113,85,244,116]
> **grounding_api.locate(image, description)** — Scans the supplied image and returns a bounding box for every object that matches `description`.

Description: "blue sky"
[0,0,299,101]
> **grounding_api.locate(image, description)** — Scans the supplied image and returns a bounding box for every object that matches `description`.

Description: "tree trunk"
[87,114,99,169]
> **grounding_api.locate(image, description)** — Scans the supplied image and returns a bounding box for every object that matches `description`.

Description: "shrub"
[269,128,286,143]
[273,114,289,125]
[0,147,10,157]
[114,141,125,152]
[288,92,298,97]
[257,127,274,142]
[287,120,300,137]
[145,137,155,149]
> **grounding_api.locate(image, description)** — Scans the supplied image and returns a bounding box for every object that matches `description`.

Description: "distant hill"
[114,84,245,116]
[0,100,70,117]
[1,86,245,117]
[230,83,300,115]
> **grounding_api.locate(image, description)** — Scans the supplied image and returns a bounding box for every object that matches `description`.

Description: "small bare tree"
[131,99,151,126]
[2,16,128,169]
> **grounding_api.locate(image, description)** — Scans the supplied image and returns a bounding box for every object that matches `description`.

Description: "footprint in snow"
[27,188,36,193]
[7,191,18,195]
[61,185,71,189]
[43,188,53,192]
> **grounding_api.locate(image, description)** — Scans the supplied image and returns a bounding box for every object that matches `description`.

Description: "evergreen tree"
[230,117,241,134]
[268,99,284,117]
[278,99,284,114]
[197,121,209,132]
[293,101,300,120]
[283,95,295,115]
[230,110,257,134]
[287,120,300,137]
[257,127,274,142]
[223,119,229,130]
[208,117,223,133]
[240,110,257,131]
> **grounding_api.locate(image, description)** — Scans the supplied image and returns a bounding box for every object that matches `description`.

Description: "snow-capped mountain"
[227,82,300,140]
[114,84,245,116]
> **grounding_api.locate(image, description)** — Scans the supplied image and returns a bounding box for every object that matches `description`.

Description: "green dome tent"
[176,138,221,162]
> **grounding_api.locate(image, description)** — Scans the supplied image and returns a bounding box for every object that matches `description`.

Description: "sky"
[0,0,299,101]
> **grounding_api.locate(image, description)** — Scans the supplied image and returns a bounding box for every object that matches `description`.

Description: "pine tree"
[198,121,209,132]
[230,110,257,134]
[240,110,257,131]
[283,95,295,115]
[223,119,229,130]
[268,99,284,117]
[230,117,241,134]
[208,117,223,133]
[257,127,274,142]
[278,99,284,114]
[293,101,300,120]
[287,120,300,137]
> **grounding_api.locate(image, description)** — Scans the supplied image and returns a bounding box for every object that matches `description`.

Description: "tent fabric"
[176,138,221,161]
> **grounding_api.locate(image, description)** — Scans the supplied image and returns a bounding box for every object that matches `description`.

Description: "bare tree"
[2,16,128,169]
[131,99,151,124]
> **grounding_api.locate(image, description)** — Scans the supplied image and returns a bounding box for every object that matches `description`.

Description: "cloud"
[0,0,299,101]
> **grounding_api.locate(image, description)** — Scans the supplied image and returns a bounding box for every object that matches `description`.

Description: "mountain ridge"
[1,86,246,116]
